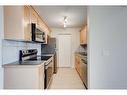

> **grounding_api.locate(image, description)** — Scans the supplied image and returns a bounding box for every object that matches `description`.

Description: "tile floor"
[49,68,86,89]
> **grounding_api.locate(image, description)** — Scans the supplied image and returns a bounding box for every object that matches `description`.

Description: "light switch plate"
[102,49,110,56]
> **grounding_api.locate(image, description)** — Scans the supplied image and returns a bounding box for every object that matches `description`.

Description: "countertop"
[3,53,55,68]
[75,52,87,57]
[75,52,87,63]
[3,60,46,68]
[39,53,56,57]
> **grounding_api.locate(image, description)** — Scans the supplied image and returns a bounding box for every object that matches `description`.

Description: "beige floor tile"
[49,68,86,89]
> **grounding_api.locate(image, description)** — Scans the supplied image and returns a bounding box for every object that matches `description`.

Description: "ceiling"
[33,6,87,28]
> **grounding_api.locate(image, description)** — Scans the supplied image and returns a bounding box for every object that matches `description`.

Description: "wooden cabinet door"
[80,30,83,44]
[80,26,87,44]
[39,66,44,89]
[4,6,24,40]
[80,60,87,86]
[75,55,81,75]
[78,57,81,76]
[75,55,78,70]
[24,6,31,41]
[82,27,87,44]
[31,8,38,24]
[38,16,42,27]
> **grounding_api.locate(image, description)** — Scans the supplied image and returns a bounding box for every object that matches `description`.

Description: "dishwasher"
[44,56,54,89]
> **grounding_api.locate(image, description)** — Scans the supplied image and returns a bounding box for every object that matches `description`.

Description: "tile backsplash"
[2,40,41,64]
[76,45,87,53]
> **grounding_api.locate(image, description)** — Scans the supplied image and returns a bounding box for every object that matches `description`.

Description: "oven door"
[44,59,53,89]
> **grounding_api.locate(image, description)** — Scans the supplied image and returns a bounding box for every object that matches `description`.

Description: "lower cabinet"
[4,64,44,89]
[80,60,87,87]
[75,54,87,88]
[75,55,81,76]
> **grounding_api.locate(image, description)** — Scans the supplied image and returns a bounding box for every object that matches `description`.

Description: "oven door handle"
[45,60,52,66]
[45,66,48,69]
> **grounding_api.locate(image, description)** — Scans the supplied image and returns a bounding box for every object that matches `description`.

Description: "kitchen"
[1,5,127,90]
[0,6,87,89]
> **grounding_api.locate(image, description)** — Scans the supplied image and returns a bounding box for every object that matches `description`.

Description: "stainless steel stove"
[19,49,54,89]
[19,49,38,62]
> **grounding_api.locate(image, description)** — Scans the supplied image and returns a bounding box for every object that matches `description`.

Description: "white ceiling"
[33,6,87,28]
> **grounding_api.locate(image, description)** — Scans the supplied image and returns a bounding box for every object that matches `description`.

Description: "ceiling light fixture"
[63,16,68,28]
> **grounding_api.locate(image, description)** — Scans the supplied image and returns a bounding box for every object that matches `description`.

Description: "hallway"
[49,68,85,89]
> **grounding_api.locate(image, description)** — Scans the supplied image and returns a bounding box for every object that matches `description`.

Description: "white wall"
[0,6,3,89]
[51,28,80,68]
[88,6,127,89]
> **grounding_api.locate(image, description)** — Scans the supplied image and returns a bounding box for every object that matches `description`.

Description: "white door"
[58,34,72,67]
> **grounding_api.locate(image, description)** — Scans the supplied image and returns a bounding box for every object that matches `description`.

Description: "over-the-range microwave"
[31,23,46,43]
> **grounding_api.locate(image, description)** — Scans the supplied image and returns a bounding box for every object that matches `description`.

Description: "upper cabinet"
[31,7,38,25]
[80,25,87,45]
[4,6,51,43]
[4,6,26,41]
[30,7,51,44]
[24,6,31,41]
